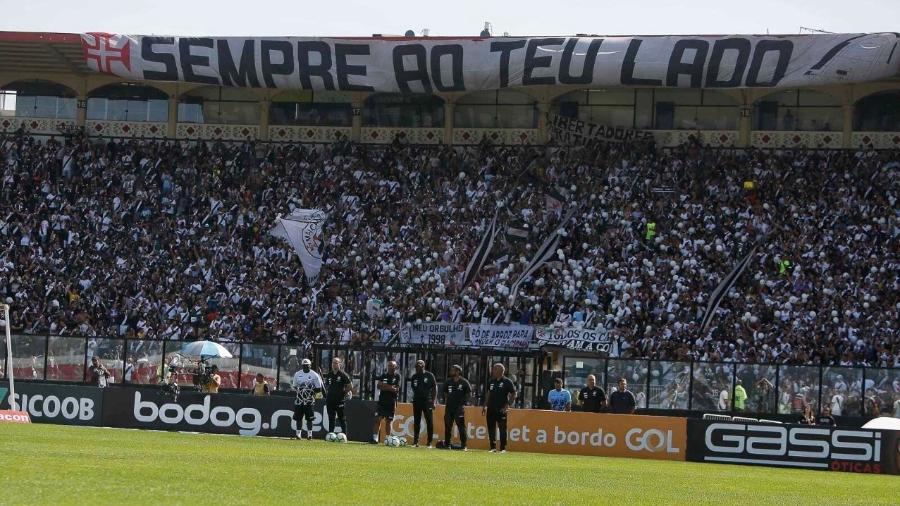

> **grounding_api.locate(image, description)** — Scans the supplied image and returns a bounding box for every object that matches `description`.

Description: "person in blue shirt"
[548,377,572,411]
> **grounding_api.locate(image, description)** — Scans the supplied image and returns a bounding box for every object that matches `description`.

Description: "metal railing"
[1,333,896,419]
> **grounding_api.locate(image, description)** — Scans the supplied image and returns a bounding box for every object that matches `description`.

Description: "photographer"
[201,365,221,394]
[88,357,111,387]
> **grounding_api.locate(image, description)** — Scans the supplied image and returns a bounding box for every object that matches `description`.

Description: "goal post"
[1,303,14,411]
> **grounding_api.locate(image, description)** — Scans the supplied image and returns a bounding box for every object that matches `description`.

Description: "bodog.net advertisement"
[390,404,686,460]
[687,419,899,475]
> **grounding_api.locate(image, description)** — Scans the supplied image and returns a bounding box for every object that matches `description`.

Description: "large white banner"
[400,323,466,346]
[535,326,612,353]
[270,209,326,283]
[468,324,534,349]
[81,33,900,92]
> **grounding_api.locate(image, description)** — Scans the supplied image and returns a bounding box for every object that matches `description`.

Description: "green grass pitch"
[0,424,895,505]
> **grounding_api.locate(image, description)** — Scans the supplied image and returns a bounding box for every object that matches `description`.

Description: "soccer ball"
[384,435,401,447]
[335,433,348,443]
[325,432,337,442]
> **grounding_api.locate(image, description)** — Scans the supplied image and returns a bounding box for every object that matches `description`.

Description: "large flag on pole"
[510,207,577,300]
[271,209,327,283]
[460,209,499,291]
[699,245,758,333]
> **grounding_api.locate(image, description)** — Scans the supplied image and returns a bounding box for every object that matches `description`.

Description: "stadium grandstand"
[0,30,897,419]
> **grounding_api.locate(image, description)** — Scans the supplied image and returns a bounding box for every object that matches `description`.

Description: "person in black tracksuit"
[483,363,517,452]
[324,357,352,436]
[371,360,401,444]
[578,374,607,413]
[442,364,470,450]
[408,360,437,447]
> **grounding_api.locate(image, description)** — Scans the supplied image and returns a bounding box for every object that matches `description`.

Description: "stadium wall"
[1,69,899,149]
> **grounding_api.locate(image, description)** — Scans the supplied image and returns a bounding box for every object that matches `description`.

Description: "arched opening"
[178,86,259,125]
[270,90,352,126]
[0,80,76,119]
[854,90,900,131]
[551,89,635,128]
[455,90,537,128]
[363,94,443,128]
[87,83,168,122]
[753,89,840,131]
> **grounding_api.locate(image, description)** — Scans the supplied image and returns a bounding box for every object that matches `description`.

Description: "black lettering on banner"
[706,38,751,87]
[218,39,260,87]
[490,40,527,88]
[334,44,374,91]
[179,38,218,85]
[621,39,663,86]
[666,39,709,88]
[141,36,178,81]
[260,40,294,88]
[297,41,335,90]
[559,38,604,85]
[524,37,564,86]
[746,40,793,87]
[430,44,465,92]
[393,44,432,93]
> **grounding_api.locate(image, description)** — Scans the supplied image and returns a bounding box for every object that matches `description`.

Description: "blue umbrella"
[180,340,233,359]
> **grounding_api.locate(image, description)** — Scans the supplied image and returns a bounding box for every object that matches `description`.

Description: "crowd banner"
[686,419,899,475]
[0,383,103,426]
[548,115,655,145]
[400,322,466,346]
[391,403,686,460]
[101,388,376,441]
[535,325,612,352]
[468,324,534,349]
[80,33,900,92]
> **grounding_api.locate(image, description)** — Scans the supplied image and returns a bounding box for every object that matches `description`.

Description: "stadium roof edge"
[2,30,899,41]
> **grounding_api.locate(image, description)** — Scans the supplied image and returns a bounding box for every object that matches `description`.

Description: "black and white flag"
[510,207,577,299]
[271,209,327,283]
[699,245,758,333]
[460,209,499,291]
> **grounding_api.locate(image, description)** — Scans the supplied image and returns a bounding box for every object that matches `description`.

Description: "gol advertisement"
[389,404,686,461]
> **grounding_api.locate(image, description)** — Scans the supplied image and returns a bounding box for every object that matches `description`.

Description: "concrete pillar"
[75,94,87,128]
[258,98,270,141]
[537,102,550,144]
[443,101,455,145]
[351,101,363,143]
[841,104,854,149]
[166,97,178,139]
[738,106,752,148]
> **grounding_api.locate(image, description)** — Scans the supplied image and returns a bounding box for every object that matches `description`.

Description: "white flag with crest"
[271,209,327,283]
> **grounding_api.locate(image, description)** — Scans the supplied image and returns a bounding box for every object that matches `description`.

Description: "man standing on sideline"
[483,363,516,453]
[325,357,352,436]
[123,357,134,384]
[442,364,470,451]
[578,374,606,413]
[250,372,271,396]
[371,360,401,444]
[409,359,437,447]
[548,377,571,411]
[88,357,110,387]
[816,405,836,427]
[292,358,324,440]
[609,378,637,414]
[733,379,747,412]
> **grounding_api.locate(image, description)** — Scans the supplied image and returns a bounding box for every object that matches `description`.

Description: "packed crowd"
[0,131,896,367]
